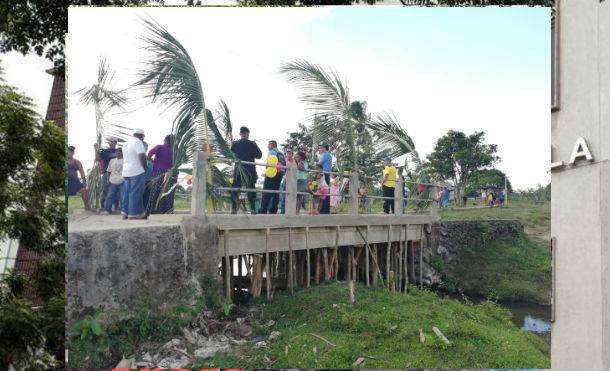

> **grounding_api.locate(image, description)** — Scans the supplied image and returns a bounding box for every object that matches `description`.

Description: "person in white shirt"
[121,129,148,219]
[100,148,124,215]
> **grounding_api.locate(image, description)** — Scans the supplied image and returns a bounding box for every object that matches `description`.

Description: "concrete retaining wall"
[66,216,221,322]
[421,219,524,286]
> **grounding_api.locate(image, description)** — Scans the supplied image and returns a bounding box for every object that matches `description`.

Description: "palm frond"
[215,99,234,146]
[368,112,416,162]
[135,17,249,212]
[279,59,351,120]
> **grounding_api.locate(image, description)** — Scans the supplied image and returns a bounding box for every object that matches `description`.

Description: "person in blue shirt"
[317,143,333,214]
[259,140,286,214]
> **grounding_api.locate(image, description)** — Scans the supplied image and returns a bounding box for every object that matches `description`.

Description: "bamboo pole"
[265,228,270,299]
[386,225,391,289]
[224,229,231,300]
[372,245,378,286]
[404,225,408,294]
[347,247,352,282]
[305,226,310,288]
[334,226,340,282]
[365,226,370,286]
[399,226,403,293]
[419,228,423,289]
[289,228,293,294]
[323,248,329,281]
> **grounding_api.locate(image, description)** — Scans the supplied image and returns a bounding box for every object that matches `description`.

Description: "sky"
[65,5,550,190]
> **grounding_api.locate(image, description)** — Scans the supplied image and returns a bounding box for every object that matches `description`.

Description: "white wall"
[551,1,610,370]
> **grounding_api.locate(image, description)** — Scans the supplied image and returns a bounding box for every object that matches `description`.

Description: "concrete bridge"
[66,152,441,321]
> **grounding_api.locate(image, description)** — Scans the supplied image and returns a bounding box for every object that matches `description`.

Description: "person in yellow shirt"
[381,156,396,214]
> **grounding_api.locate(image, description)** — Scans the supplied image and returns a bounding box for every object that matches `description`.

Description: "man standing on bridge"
[231,126,262,214]
[259,140,286,214]
[121,129,148,220]
[382,156,396,214]
[317,143,333,214]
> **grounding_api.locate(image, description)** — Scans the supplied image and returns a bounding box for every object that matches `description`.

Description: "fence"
[189,151,440,217]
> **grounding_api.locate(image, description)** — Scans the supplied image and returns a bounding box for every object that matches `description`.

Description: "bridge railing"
[190,151,439,217]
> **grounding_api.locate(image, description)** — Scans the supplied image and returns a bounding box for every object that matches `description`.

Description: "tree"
[0,0,163,71]
[465,168,512,197]
[0,68,65,369]
[424,130,499,206]
[135,17,248,210]
[279,59,416,180]
[76,58,129,210]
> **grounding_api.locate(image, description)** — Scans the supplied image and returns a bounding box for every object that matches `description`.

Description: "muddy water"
[501,301,551,346]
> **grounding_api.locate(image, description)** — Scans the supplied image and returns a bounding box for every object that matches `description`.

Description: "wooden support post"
[411,240,415,285]
[349,280,356,305]
[237,255,243,292]
[288,228,293,294]
[404,225,408,294]
[386,225,391,289]
[419,228,424,289]
[365,226,370,286]
[334,226,340,282]
[349,171,359,214]
[323,248,330,281]
[347,247,352,282]
[399,225,403,293]
[372,245,378,286]
[224,229,231,299]
[315,249,321,284]
[191,151,208,217]
[305,226,310,288]
[265,228,270,299]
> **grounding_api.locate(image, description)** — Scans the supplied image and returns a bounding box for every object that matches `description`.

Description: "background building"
[551,0,609,370]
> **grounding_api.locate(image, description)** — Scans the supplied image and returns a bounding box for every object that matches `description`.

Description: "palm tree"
[134,17,246,212]
[279,59,360,171]
[76,58,129,210]
[279,59,418,175]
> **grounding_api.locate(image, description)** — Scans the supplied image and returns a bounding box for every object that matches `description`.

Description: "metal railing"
[189,152,442,217]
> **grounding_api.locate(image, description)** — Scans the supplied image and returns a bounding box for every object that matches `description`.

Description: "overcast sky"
[65,6,550,190]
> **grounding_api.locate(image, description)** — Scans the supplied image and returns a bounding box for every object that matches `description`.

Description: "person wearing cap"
[317,143,333,214]
[121,129,148,219]
[230,126,262,214]
[95,136,119,210]
[382,156,396,214]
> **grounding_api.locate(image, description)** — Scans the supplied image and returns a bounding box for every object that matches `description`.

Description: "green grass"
[450,235,551,304]
[194,283,549,369]
[440,199,550,242]
[67,300,206,368]
[67,196,191,214]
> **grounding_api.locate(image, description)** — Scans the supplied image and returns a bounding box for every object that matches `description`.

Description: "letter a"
[568,137,593,165]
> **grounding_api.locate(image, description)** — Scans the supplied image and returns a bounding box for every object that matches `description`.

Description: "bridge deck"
[68,212,437,256]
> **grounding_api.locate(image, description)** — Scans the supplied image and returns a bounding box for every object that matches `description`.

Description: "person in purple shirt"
[145,134,175,215]
[317,143,333,214]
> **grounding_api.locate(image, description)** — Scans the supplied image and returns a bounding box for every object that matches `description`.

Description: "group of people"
[67,129,177,220]
[482,189,506,207]
[228,126,339,215]
[69,125,418,217]
[228,126,403,215]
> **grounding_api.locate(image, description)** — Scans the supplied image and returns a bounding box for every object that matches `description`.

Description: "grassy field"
[449,235,551,304]
[439,199,550,242]
[67,283,549,369]
[195,283,549,369]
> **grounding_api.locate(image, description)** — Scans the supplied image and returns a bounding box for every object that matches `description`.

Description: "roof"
[44,73,65,128]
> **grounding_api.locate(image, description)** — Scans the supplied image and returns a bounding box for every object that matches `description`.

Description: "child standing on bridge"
[310,169,329,215]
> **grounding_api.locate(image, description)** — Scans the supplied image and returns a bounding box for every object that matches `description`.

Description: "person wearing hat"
[100,147,123,215]
[120,129,148,219]
[381,156,396,214]
[230,126,262,214]
[95,136,119,210]
[317,143,332,214]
